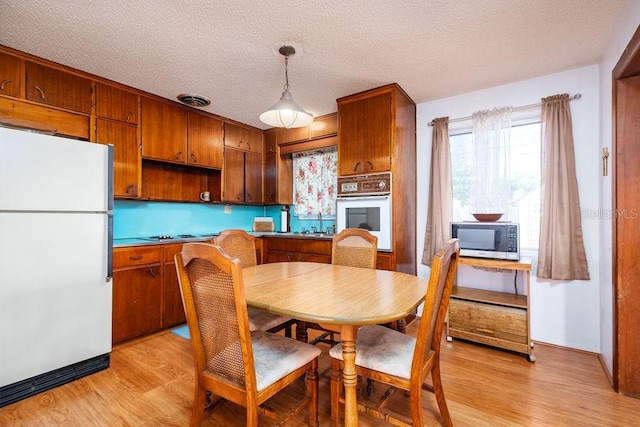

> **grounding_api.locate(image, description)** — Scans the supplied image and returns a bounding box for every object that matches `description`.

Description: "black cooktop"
[142,233,218,241]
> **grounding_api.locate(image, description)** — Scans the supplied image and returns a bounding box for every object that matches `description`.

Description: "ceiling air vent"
[177,94,211,107]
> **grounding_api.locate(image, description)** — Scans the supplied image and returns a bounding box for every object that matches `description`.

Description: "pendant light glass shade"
[260,45,313,129]
[259,89,314,129]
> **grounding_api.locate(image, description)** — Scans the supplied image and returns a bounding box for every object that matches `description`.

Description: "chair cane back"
[329,239,460,427]
[175,243,321,426]
[298,228,378,346]
[214,229,296,337]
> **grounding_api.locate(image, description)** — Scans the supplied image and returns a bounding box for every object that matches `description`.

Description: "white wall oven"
[336,173,392,251]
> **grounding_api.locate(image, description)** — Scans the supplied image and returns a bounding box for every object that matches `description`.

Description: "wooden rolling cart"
[446,257,535,362]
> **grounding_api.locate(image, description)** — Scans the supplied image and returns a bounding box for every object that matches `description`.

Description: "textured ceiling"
[0,0,627,129]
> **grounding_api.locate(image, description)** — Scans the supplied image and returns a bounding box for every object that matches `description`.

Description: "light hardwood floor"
[1,321,639,426]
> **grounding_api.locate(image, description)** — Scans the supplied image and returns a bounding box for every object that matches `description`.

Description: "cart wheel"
[526,354,536,363]
[446,336,453,342]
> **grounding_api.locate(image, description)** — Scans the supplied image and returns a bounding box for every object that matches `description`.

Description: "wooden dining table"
[242,261,428,427]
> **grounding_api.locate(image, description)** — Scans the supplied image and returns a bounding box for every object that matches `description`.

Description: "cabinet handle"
[236,194,242,200]
[237,140,243,147]
[190,153,198,163]
[129,255,143,261]
[476,327,495,335]
[353,162,360,172]
[175,151,183,160]
[35,85,45,99]
[367,160,374,170]
[0,79,11,90]
[126,112,134,122]
[126,184,136,195]
[148,267,157,278]
[247,141,251,151]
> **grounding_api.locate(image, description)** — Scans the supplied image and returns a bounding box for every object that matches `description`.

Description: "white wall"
[598,3,640,376]
[416,65,601,352]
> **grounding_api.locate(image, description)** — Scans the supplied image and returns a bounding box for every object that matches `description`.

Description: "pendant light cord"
[283,54,290,91]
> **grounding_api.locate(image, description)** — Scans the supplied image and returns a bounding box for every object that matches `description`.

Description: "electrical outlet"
[224,205,232,214]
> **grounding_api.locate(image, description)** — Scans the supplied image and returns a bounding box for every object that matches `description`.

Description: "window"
[450,122,541,249]
[292,147,337,219]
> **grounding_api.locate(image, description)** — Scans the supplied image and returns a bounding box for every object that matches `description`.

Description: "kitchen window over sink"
[292,147,337,219]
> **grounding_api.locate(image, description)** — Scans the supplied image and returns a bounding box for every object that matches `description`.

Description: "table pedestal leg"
[341,326,358,426]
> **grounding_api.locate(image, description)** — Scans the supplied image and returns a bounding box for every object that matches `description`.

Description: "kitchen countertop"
[113,232,333,248]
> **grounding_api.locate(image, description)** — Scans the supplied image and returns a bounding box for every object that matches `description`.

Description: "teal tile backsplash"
[113,201,336,238]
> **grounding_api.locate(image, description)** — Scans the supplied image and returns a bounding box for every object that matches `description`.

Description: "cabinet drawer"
[449,299,527,344]
[113,246,162,268]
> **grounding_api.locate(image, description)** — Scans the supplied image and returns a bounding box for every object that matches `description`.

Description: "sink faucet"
[318,212,323,234]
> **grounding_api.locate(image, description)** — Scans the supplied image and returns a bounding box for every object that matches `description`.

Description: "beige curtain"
[422,117,452,266]
[538,94,589,280]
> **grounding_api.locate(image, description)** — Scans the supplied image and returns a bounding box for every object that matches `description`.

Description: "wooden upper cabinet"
[309,113,338,139]
[141,97,188,163]
[25,61,92,114]
[96,118,140,198]
[224,123,263,154]
[0,52,21,98]
[276,125,309,145]
[264,129,293,205]
[223,148,246,202]
[96,83,138,124]
[244,151,263,204]
[275,112,338,146]
[338,90,392,175]
[187,112,223,169]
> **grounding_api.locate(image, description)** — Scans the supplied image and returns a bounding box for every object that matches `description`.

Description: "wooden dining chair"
[175,243,321,426]
[214,229,296,337]
[298,228,378,346]
[328,238,460,427]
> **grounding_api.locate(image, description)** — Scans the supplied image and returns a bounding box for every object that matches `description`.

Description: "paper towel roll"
[280,210,288,232]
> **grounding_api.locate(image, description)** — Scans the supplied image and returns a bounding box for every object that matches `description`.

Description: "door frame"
[612,24,640,396]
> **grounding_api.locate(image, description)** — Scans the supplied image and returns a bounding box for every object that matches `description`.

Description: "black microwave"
[451,222,520,261]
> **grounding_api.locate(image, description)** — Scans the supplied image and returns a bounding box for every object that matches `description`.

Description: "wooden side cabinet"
[112,246,163,344]
[163,243,187,327]
[446,257,534,362]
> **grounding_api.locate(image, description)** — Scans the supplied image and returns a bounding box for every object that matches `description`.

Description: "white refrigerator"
[0,127,113,407]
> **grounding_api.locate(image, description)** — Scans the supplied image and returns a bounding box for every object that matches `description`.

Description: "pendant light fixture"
[260,45,313,129]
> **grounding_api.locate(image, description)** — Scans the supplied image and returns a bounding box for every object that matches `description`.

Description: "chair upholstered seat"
[247,307,293,333]
[328,324,419,380]
[249,331,321,391]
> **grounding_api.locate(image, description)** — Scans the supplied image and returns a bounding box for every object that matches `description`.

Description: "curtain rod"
[428,93,582,126]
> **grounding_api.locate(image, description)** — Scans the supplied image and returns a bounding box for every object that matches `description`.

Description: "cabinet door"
[163,262,186,327]
[338,99,366,175]
[141,97,188,162]
[338,92,392,175]
[25,61,92,114]
[0,52,21,98]
[223,148,246,202]
[95,83,138,124]
[96,119,140,198]
[309,113,338,139]
[362,92,392,173]
[244,151,263,204]
[225,123,263,153]
[112,266,163,344]
[187,112,223,169]
[264,152,293,205]
[276,126,309,145]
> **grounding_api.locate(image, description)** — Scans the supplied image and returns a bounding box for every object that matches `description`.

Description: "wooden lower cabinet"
[163,243,186,327]
[263,237,332,264]
[263,236,393,270]
[113,244,190,345]
[112,246,163,344]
